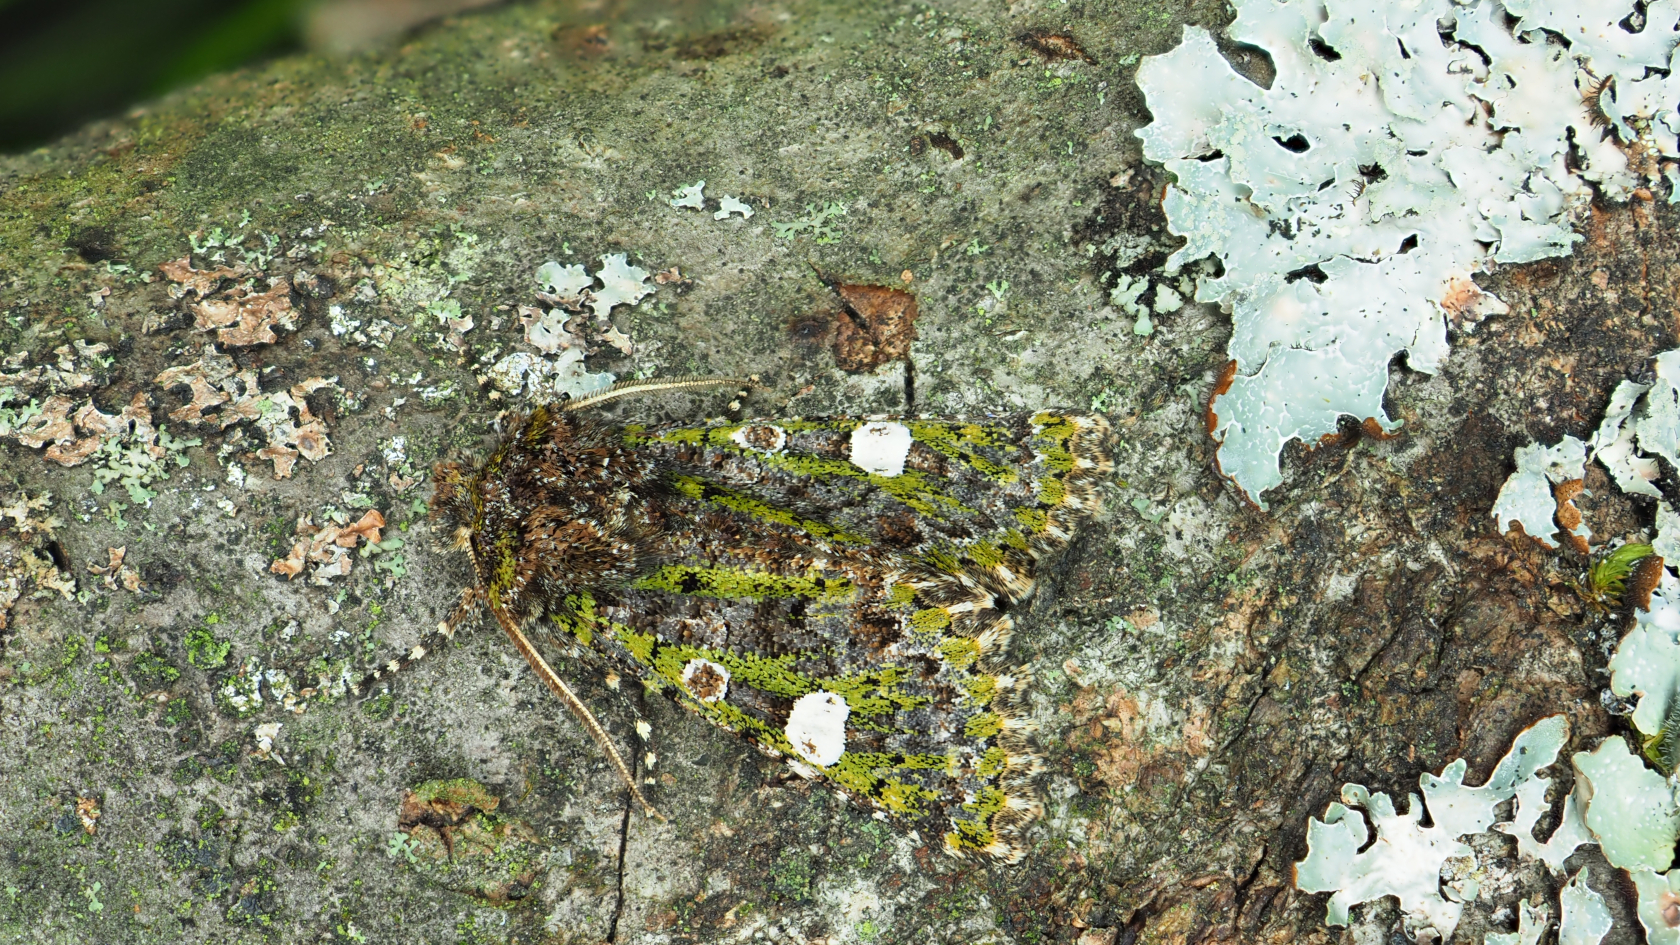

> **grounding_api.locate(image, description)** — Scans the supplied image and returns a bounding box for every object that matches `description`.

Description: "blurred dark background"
[0,0,503,152]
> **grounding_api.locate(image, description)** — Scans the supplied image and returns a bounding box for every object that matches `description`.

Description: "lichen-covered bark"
[0,0,1673,942]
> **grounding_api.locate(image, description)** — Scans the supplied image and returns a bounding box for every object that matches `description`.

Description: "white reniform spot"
[784,691,849,767]
[848,421,913,477]
[680,658,731,703]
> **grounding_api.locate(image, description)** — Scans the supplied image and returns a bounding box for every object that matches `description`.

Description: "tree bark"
[0,0,1672,942]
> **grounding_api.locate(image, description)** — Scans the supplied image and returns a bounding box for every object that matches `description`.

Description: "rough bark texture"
[0,0,1673,943]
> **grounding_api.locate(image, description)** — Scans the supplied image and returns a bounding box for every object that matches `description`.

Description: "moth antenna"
[492,607,666,821]
[562,375,754,412]
[351,587,479,695]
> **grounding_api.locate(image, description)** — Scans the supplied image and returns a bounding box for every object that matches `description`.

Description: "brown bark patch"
[831,283,918,372]
[1016,29,1096,64]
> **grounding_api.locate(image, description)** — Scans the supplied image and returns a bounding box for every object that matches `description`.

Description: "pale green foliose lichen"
[1136,0,1680,506]
[1558,872,1613,945]
[489,254,659,399]
[1632,870,1680,945]
[1491,436,1587,549]
[1295,716,1571,940]
[1607,569,1680,748]
[1579,352,1680,558]
[1572,736,1680,872]
[1589,375,1659,498]
[1485,901,1548,945]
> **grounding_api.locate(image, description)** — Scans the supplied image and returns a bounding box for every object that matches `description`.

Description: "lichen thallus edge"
[352,375,1113,861]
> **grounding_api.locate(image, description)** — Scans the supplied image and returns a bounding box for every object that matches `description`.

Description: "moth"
[383,377,1111,862]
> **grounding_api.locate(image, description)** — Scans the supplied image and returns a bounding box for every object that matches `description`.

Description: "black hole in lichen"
[1194,149,1225,162]
[1284,264,1327,284]
[1396,37,1411,59]
[1274,134,1310,153]
[1307,37,1342,61]
[1620,1,1648,33]
[1398,234,1419,254]
[1358,163,1388,183]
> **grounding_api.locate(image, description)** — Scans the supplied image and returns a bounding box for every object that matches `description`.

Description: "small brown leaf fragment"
[43,435,102,466]
[14,395,76,449]
[1552,479,1590,554]
[1016,28,1097,64]
[155,345,238,424]
[271,540,308,578]
[831,283,918,373]
[601,325,635,355]
[258,445,301,479]
[555,23,609,55]
[339,510,385,547]
[293,421,330,462]
[88,546,142,591]
[1359,417,1402,441]
[271,511,384,581]
[1438,274,1509,322]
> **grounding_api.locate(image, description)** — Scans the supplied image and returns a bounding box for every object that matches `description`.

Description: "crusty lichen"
[0,489,74,632]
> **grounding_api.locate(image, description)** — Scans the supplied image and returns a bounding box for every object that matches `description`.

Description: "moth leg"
[351,586,479,696]
[493,609,667,822]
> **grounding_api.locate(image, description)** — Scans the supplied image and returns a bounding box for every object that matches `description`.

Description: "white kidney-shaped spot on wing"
[729,424,788,455]
[681,658,731,703]
[848,421,913,477]
[785,690,849,767]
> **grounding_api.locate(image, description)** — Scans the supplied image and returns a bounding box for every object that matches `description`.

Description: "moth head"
[429,461,477,551]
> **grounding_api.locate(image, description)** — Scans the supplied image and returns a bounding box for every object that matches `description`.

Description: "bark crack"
[606,753,635,943]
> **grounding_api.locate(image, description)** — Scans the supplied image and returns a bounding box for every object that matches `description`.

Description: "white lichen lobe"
[1295,716,1577,940]
[1138,0,1680,506]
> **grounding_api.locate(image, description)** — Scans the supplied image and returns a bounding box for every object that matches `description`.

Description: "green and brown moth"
[383,378,1111,862]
